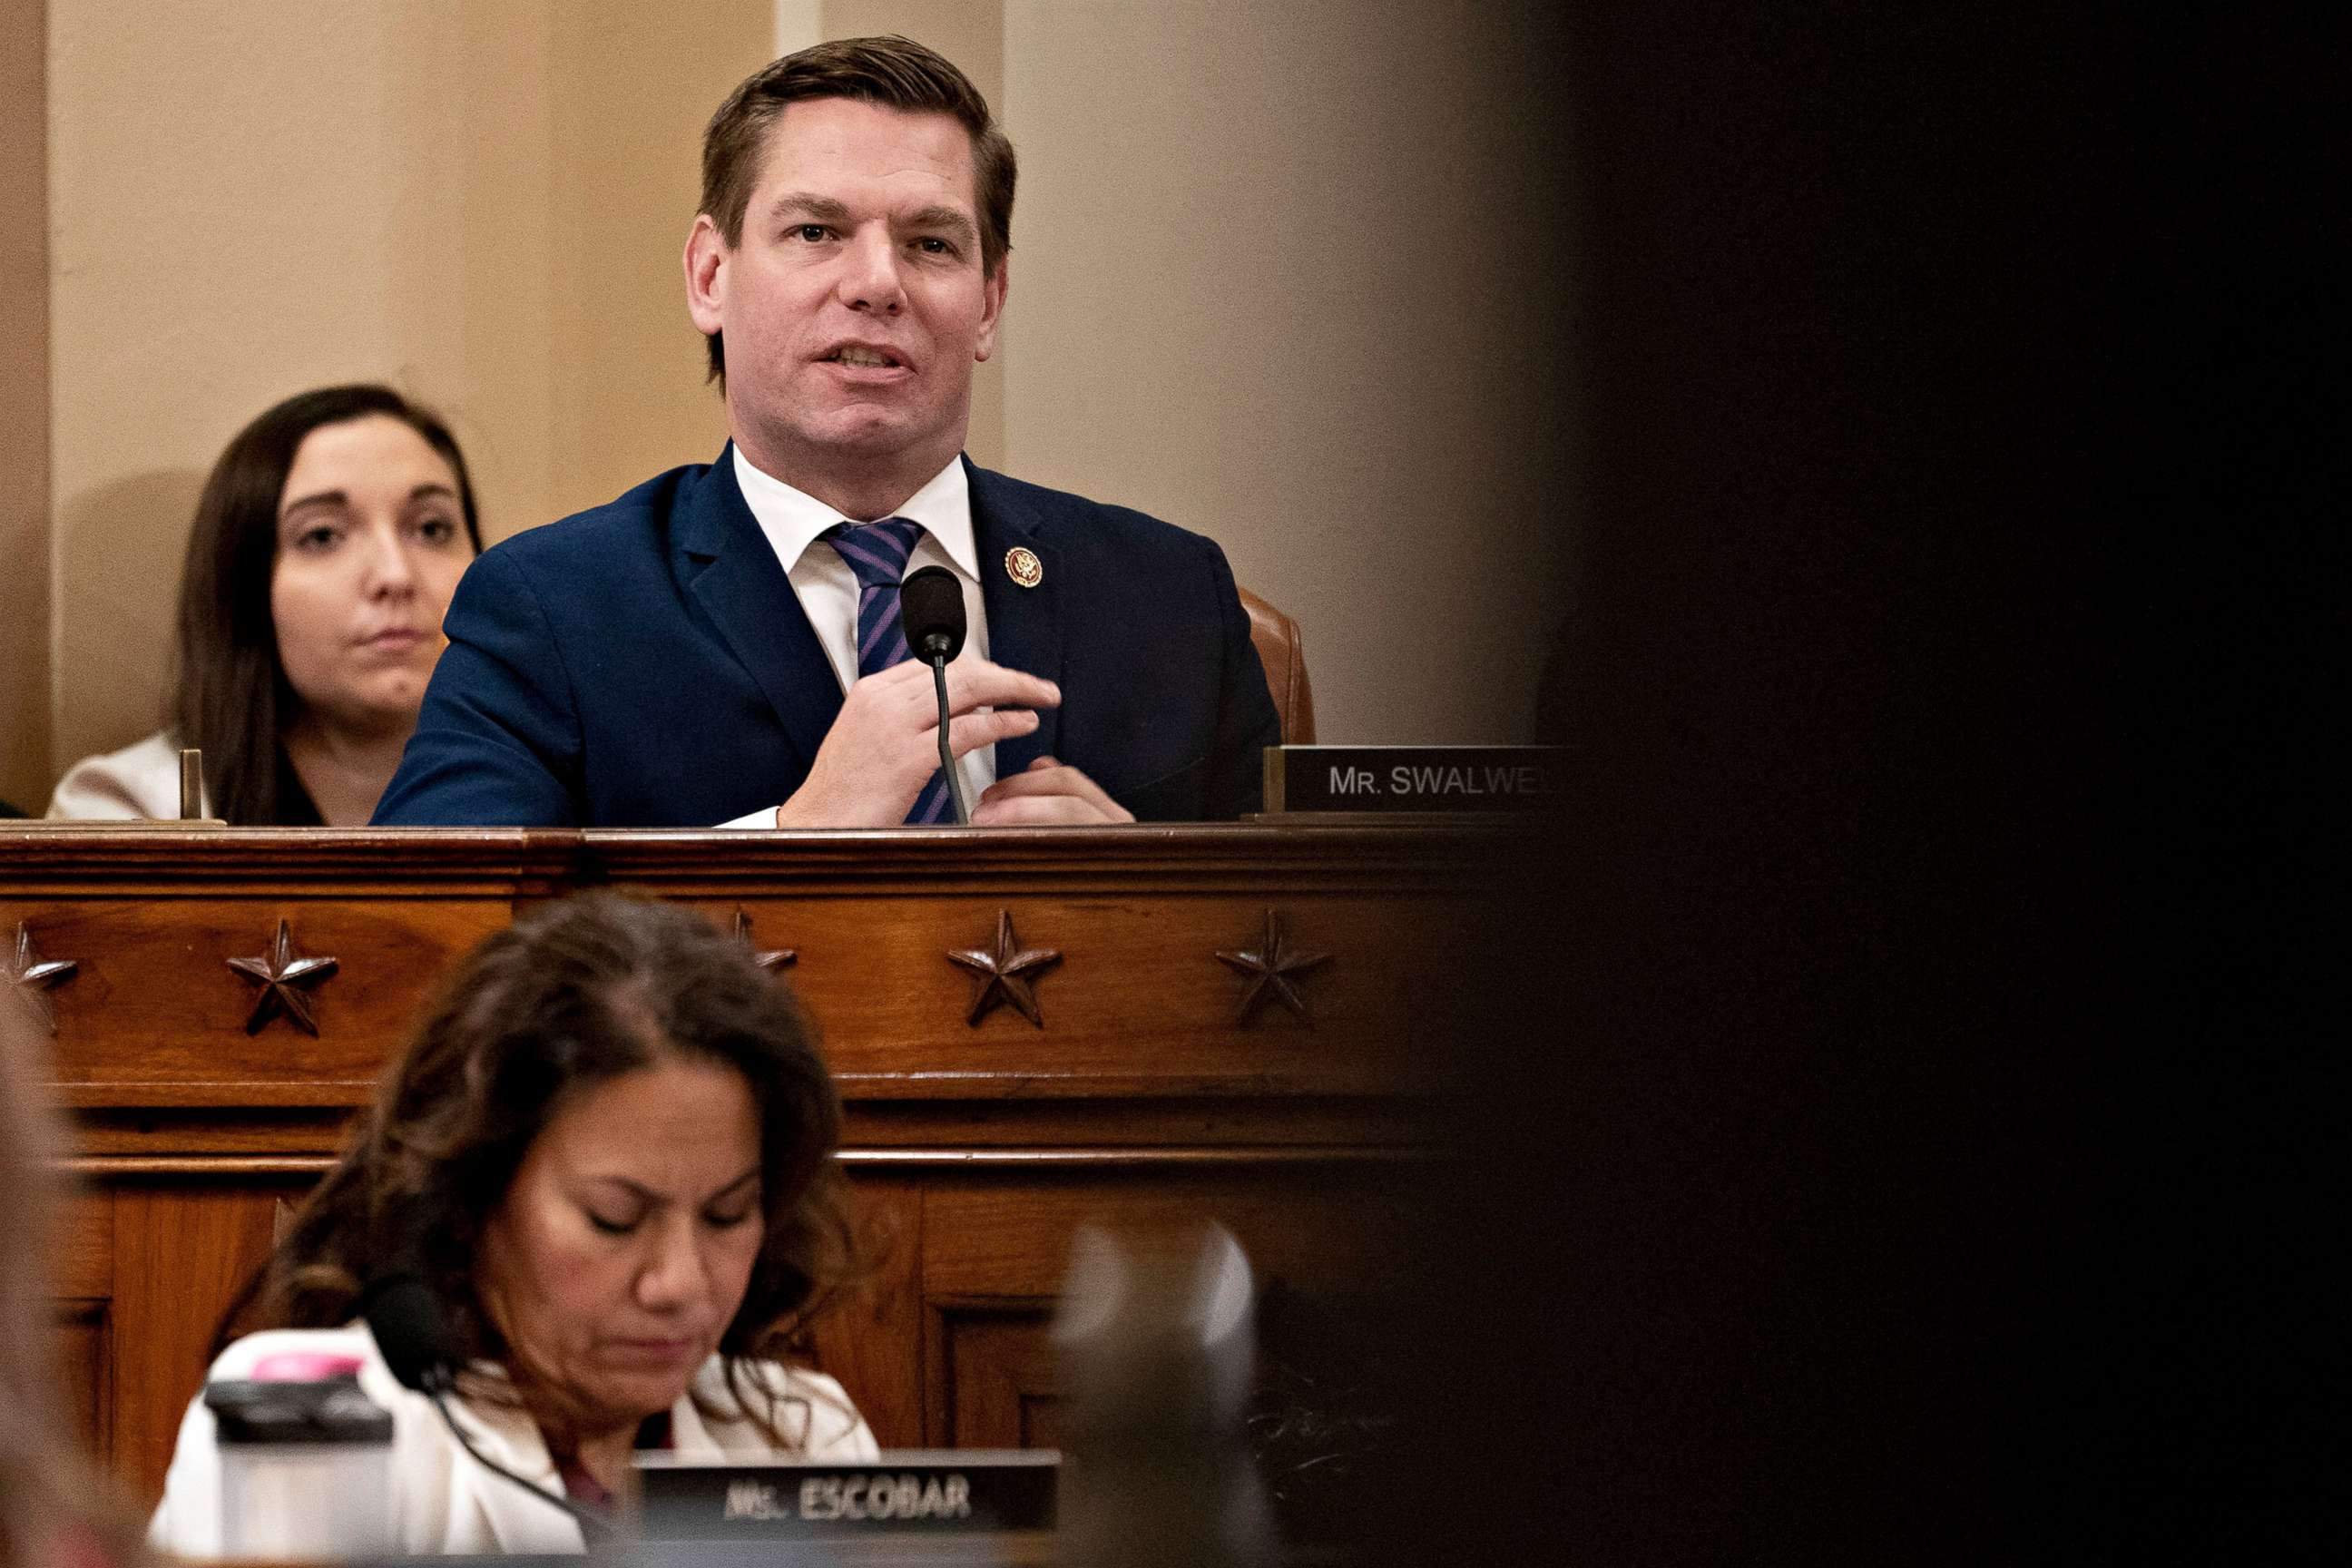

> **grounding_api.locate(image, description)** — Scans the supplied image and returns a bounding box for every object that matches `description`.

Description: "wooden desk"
[3,825,1497,1534]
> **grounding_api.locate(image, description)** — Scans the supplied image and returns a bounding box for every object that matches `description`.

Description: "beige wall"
[1,0,49,812]
[1001,0,1570,745]
[43,0,769,777]
[22,0,1566,798]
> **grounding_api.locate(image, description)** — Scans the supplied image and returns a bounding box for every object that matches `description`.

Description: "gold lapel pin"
[1004,546,1044,588]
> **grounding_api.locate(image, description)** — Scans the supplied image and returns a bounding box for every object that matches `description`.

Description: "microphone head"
[359,1273,462,1394]
[899,565,967,664]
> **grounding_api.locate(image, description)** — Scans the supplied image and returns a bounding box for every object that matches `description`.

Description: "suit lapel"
[675,446,842,773]
[969,458,1065,774]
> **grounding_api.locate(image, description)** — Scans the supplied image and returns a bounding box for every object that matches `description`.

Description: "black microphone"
[900,564,965,664]
[899,566,972,824]
[360,1274,460,1395]
[360,1273,615,1540]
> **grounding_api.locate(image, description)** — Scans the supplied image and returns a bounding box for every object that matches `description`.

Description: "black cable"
[426,1386,618,1541]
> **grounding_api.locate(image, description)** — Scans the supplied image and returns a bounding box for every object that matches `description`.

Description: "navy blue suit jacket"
[373,450,1279,827]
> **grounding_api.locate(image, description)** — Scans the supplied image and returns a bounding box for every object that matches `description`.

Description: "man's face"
[687,97,1006,498]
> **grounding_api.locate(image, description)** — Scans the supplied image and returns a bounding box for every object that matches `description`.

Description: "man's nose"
[839,229,905,313]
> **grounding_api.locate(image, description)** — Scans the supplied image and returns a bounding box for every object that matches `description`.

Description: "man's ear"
[974,254,1010,364]
[684,214,730,337]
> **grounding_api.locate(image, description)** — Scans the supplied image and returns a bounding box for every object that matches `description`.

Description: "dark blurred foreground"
[1347,2,2328,1563]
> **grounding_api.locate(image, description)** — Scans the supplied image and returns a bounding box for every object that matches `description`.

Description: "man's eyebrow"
[766,191,853,225]
[763,192,976,244]
[902,204,977,242]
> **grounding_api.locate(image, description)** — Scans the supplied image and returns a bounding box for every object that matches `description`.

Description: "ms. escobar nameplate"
[1263,745,1564,815]
[635,1452,1057,1539]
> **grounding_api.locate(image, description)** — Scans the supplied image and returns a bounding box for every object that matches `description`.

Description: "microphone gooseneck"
[899,566,974,825]
[929,659,969,824]
[360,1273,616,1542]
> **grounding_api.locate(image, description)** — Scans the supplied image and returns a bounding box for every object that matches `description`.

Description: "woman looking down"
[149,892,875,1554]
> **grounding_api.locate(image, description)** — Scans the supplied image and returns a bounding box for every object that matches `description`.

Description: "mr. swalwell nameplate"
[635,1451,1057,1540]
[1263,745,1565,815]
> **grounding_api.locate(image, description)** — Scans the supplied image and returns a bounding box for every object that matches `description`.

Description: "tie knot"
[823,517,926,590]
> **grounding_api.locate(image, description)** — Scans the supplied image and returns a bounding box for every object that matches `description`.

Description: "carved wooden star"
[227,919,338,1036]
[6,923,79,1031]
[732,909,796,973]
[1216,908,1333,1025]
[946,910,1062,1028]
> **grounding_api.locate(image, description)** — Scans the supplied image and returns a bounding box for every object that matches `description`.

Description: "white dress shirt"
[718,447,998,828]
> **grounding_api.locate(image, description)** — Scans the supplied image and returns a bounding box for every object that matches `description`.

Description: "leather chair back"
[1237,586,1316,745]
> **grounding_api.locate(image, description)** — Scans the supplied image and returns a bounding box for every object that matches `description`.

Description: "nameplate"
[635,1451,1056,1539]
[1262,745,1565,815]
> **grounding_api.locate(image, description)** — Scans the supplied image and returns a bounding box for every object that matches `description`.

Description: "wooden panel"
[707,891,1465,1097]
[921,1171,1401,1300]
[70,1107,363,1157]
[6,825,1501,1110]
[109,1182,303,1504]
[841,1095,1428,1150]
[799,1175,926,1448]
[5,825,1487,1510]
[931,1301,1058,1449]
[54,1186,113,1296]
[12,897,510,1102]
[54,1299,111,1457]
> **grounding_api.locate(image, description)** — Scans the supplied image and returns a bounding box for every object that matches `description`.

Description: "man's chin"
[769,416,957,471]
[810,413,923,452]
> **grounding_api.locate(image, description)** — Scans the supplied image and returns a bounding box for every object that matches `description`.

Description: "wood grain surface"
[6,825,1504,1521]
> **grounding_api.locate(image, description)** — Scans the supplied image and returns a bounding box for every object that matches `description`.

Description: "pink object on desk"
[249,1351,366,1381]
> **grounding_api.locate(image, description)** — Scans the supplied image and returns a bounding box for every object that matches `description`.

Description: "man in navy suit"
[375,36,1277,828]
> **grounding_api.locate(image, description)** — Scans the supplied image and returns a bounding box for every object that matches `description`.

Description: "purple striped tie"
[822,518,955,825]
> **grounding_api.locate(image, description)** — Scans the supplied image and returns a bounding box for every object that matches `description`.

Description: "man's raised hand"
[773,658,1059,828]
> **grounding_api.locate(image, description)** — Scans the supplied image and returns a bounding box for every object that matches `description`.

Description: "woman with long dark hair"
[46,384,482,824]
[148,891,874,1553]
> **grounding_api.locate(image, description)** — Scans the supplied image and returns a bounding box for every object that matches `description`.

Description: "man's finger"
[971,792,1123,827]
[975,759,1133,822]
[944,707,1041,760]
[977,764,1106,803]
[939,659,1060,717]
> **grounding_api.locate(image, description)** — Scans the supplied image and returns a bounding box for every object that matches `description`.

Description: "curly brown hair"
[220,889,858,1437]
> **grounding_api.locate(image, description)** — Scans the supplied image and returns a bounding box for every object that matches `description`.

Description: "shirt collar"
[731,447,977,582]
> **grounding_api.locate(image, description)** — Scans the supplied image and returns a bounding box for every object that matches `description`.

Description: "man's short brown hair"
[698,34,1016,385]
